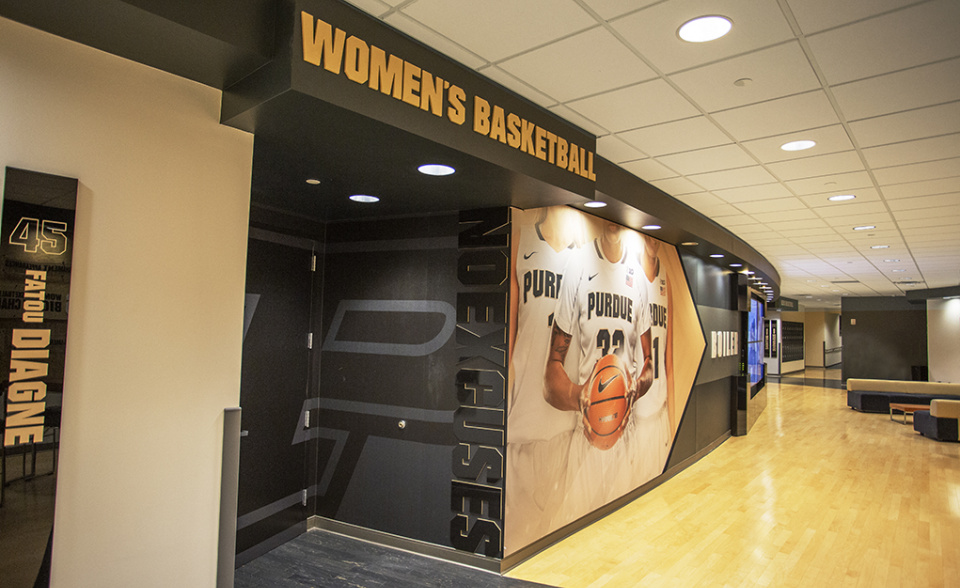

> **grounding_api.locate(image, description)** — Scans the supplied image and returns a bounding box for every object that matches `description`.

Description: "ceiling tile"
[764,218,830,231]
[863,133,960,169]
[822,211,894,228]
[766,150,864,182]
[676,192,726,209]
[597,135,647,163]
[382,12,487,69]
[714,183,794,203]
[831,57,960,121]
[734,197,808,214]
[701,203,744,217]
[619,158,679,181]
[687,166,778,191]
[477,65,558,106]
[811,200,890,218]
[498,27,656,102]
[712,91,839,141]
[751,208,819,223]
[344,0,393,18]
[649,176,704,195]
[656,144,755,175]
[805,0,960,85]
[399,0,595,62]
[581,0,660,21]
[669,41,821,112]
[566,79,700,132]
[741,125,854,164]
[886,193,960,211]
[898,215,960,230]
[893,200,960,222]
[881,178,960,199]
[785,170,872,195]
[848,101,960,148]
[801,187,883,208]
[785,0,921,35]
[611,0,795,74]
[547,104,610,136]
[617,116,732,156]
[873,157,960,186]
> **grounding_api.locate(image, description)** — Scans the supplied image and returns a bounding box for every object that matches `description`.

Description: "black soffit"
[0,0,780,298]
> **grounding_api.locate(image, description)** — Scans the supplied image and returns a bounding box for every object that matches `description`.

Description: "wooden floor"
[507,369,960,588]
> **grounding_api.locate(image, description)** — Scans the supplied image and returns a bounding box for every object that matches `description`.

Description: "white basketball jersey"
[508,224,578,443]
[635,257,668,418]
[555,239,651,385]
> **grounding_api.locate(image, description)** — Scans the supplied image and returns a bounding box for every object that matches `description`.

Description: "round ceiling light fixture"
[642,224,661,230]
[349,194,380,203]
[781,140,816,152]
[678,16,733,43]
[710,253,724,258]
[853,225,876,231]
[681,241,699,246]
[418,164,456,176]
[828,194,856,201]
[729,263,743,268]
[305,178,321,185]
[584,200,607,208]
[870,245,889,249]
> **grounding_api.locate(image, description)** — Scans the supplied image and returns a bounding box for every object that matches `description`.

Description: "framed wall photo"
[1,167,78,588]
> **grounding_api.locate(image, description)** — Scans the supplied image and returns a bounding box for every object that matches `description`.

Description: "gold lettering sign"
[300,11,596,182]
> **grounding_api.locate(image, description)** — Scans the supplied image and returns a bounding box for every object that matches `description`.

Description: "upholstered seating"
[846,378,960,413]
[914,399,960,442]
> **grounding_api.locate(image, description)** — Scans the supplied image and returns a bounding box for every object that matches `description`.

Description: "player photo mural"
[505,205,703,556]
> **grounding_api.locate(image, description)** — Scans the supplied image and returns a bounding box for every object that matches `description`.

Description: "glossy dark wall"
[841,296,927,382]
[666,254,738,470]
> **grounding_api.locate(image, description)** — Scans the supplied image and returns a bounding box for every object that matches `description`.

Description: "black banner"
[0,167,77,588]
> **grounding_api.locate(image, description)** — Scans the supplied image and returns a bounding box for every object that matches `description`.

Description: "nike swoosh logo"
[588,273,599,281]
[597,374,619,394]
[523,252,536,259]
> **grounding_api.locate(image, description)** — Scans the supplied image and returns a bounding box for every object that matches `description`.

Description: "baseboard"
[308,517,503,574]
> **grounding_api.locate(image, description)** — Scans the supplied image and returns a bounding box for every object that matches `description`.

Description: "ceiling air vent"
[831,280,859,284]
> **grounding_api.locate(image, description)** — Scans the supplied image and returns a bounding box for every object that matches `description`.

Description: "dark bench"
[914,399,960,442]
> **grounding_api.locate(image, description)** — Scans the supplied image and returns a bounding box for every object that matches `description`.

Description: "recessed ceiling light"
[678,16,732,43]
[828,194,856,201]
[853,225,875,231]
[730,263,743,267]
[891,269,906,272]
[584,200,606,208]
[884,259,900,263]
[305,178,321,185]
[349,194,380,203]
[733,77,752,87]
[781,140,816,152]
[871,245,889,249]
[642,224,661,230]
[744,271,754,275]
[710,254,724,258]
[681,241,699,246]
[418,164,455,176]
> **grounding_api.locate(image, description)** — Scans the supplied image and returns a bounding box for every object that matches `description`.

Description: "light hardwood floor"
[507,371,960,587]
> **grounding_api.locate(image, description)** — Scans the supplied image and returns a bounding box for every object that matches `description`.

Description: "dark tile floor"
[234,529,555,588]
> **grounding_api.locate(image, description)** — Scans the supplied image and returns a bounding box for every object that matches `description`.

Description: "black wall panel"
[841,296,927,382]
[316,213,462,547]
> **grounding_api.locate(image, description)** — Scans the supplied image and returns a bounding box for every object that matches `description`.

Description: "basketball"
[585,354,629,450]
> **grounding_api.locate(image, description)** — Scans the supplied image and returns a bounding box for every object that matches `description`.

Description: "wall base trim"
[308,517,503,574]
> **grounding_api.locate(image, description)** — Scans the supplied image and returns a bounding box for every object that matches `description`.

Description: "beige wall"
[1,18,253,588]
[928,298,960,383]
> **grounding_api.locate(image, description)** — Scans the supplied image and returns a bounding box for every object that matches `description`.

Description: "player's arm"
[543,323,586,412]
[632,327,654,402]
[666,278,676,432]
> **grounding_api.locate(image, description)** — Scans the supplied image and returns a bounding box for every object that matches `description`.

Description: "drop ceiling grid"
[346,0,960,306]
